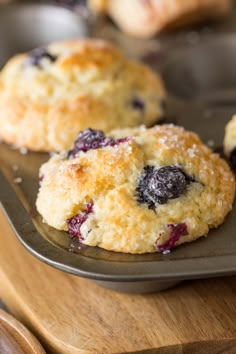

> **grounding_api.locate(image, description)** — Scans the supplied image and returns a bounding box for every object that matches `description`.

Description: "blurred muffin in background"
[224,115,236,171]
[0,38,165,152]
[88,0,232,37]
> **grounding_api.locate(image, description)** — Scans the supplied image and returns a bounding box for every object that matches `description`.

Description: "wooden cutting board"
[0,208,236,354]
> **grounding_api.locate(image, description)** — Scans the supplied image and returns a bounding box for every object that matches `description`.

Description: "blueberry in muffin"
[24,47,57,68]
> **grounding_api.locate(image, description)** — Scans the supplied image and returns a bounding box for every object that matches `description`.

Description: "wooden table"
[0,209,236,354]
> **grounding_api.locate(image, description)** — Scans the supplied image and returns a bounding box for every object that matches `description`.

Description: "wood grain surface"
[0,309,45,354]
[0,208,236,354]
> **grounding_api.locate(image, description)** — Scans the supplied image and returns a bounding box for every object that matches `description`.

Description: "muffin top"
[36,125,235,254]
[0,39,165,151]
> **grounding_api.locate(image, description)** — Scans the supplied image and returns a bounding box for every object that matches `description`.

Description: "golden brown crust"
[36,125,235,254]
[89,0,232,37]
[0,39,165,151]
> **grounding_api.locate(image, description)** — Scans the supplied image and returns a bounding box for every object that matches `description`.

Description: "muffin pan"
[1,3,236,293]
[162,35,236,103]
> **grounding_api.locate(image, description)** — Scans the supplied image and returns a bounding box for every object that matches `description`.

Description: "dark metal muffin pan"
[1,3,236,293]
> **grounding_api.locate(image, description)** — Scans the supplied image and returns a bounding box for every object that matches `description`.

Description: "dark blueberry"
[68,128,130,158]
[229,147,236,171]
[137,165,192,208]
[69,128,110,155]
[67,202,93,241]
[156,223,188,252]
[131,97,145,111]
[25,47,57,68]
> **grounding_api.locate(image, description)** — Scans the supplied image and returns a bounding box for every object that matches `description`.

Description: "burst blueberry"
[156,223,188,252]
[137,165,192,208]
[68,128,130,158]
[67,202,94,241]
[25,47,57,68]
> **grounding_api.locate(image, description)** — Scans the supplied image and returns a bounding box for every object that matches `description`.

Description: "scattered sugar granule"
[19,147,28,155]
[159,137,167,144]
[139,125,147,132]
[14,177,22,184]
[12,164,19,172]
[187,148,196,158]
[207,140,215,148]
[162,249,171,255]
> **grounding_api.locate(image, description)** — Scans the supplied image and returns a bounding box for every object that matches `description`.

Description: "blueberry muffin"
[36,125,235,254]
[89,0,232,37]
[224,115,236,170]
[0,39,165,152]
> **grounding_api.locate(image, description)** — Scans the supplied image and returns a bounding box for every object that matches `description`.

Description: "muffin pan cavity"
[162,35,236,104]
